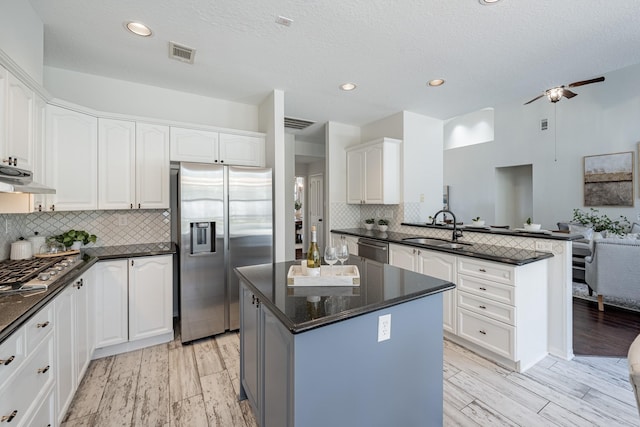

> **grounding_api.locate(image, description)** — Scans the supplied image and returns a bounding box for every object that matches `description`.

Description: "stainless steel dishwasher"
[357,238,388,301]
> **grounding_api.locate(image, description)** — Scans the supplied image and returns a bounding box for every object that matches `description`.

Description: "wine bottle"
[306,225,321,276]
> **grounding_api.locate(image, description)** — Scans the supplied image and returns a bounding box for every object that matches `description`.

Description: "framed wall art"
[583,151,634,207]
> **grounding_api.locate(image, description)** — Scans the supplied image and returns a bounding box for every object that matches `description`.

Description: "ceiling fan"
[524,76,605,105]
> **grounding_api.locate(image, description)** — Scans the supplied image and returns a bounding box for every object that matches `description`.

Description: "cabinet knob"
[479,330,487,335]
[131,260,134,267]
[36,321,50,328]
[0,356,15,366]
[479,268,487,273]
[220,160,224,163]
[50,205,55,211]
[130,203,133,209]
[2,157,17,166]
[37,204,42,212]
[412,249,416,254]
[479,287,487,291]
[479,305,486,310]
[138,203,141,209]
[1,410,18,422]
[37,365,50,374]
[252,294,255,305]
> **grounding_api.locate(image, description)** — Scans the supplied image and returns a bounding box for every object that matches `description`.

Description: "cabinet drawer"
[0,328,25,385]
[458,291,516,326]
[457,274,515,305]
[457,308,514,360]
[0,334,54,426]
[24,383,55,427]
[24,303,54,354]
[458,258,514,285]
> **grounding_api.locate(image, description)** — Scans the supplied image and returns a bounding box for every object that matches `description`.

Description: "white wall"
[0,0,43,84]
[444,108,494,150]
[326,122,361,233]
[260,90,286,262]
[445,62,640,230]
[403,111,444,221]
[44,67,260,131]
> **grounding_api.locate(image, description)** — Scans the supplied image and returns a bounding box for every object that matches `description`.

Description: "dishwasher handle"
[358,241,388,251]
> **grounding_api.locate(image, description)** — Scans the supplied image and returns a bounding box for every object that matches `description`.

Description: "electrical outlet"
[535,241,553,252]
[117,214,128,226]
[378,314,391,342]
[420,193,425,202]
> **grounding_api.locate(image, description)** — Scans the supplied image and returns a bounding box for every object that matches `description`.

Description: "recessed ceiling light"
[340,83,357,91]
[125,21,152,37]
[428,79,445,87]
[479,0,501,4]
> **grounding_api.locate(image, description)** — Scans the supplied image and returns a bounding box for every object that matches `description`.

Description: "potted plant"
[523,217,541,231]
[294,200,302,219]
[377,218,389,232]
[572,208,629,236]
[54,229,97,250]
[471,216,485,227]
[364,218,375,230]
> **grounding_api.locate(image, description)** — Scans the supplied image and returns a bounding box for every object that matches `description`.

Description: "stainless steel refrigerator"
[177,162,272,343]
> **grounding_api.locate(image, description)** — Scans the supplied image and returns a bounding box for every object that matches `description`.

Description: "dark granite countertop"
[234,257,455,334]
[332,228,554,265]
[0,242,177,345]
[0,254,98,345]
[83,242,176,259]
[401,223,584,241]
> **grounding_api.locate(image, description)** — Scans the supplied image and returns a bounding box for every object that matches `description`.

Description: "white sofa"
[585,237,640,311]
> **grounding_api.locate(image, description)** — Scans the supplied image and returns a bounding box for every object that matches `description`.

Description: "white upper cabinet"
[30,95,47,212]
[346,138,401,205]
[170,126,265,167]
[45,105,98,211]
[98,118,136,209]
[5,73,34,170]
[218,132,265,167]
[170,127,218,163]
[136,123,170,209]
[98,120,169,210]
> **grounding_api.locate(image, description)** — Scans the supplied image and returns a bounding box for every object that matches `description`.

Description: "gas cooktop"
[0,255,81,294]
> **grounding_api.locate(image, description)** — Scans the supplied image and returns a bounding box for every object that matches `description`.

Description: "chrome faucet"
[431,209,463,242]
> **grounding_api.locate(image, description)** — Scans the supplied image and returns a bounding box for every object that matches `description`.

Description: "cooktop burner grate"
[0,258,59,287]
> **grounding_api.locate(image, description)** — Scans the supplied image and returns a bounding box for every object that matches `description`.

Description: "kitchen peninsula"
[235,259,454,427]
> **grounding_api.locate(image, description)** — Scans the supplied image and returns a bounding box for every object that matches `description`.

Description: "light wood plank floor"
[62,332,638,426]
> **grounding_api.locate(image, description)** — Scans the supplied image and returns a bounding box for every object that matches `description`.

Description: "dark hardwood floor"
[573,297,640,357]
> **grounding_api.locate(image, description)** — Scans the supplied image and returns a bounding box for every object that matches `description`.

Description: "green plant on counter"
[378,219,389,226]
[294,200,302,210]
[365,218,375,224]
[526,217,532,225]
[54,229,97,248]
[572,208,630,235]
[472,216,481,222]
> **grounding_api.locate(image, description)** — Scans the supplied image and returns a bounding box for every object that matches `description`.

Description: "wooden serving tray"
[34,249,80,258]
[287,264,360,286]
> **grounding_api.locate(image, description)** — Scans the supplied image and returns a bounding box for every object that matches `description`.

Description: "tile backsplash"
[0,209,171,260]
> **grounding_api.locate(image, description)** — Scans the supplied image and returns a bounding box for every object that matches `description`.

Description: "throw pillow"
[569,224,594,241]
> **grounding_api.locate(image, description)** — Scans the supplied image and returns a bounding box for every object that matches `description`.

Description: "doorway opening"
[294,177,305,260]
[495,164,533,228]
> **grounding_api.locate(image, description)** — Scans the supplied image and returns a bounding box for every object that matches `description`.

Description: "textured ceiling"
[28,0,640,129]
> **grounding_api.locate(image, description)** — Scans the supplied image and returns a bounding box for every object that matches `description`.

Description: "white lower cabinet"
[389,242,548,372]
[55,270,93,424]
[0,306,54,427]
[94,255,173,355]
[389,244,457,333]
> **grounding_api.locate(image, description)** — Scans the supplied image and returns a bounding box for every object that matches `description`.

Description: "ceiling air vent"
[169,42,195,64]
[284,117,315,130]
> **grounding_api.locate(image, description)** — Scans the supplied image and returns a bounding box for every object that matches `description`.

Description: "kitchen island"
[235,259,454,427]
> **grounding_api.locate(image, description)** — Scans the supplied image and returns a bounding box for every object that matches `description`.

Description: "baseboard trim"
[92,331,174,359]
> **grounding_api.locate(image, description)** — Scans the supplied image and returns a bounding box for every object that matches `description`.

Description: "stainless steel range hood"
[0,166,56,194]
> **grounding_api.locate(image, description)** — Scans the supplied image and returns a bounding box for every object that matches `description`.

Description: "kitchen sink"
[402,237,471,249]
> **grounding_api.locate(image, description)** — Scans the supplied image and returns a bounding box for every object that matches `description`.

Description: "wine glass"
[336,238,349,274]
[324,244,337,275]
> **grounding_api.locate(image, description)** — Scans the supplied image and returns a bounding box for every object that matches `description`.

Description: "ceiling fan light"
[546,87,564,103]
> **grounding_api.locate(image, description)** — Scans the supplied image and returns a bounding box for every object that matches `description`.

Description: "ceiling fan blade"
[567,76,605,88]
[563,89,578,99]
[523,93,545,105]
